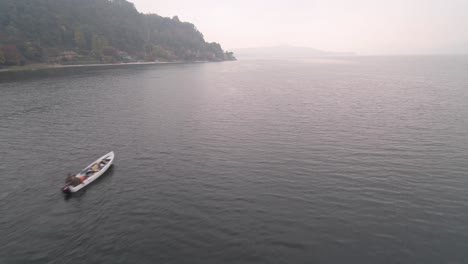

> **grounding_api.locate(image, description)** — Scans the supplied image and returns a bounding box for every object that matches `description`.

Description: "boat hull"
[64,151,114,193]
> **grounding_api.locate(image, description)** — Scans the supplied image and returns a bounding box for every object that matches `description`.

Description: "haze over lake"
[1,56,468,263]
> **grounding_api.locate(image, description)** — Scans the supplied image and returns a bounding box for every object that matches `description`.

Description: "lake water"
[1,56,468,264]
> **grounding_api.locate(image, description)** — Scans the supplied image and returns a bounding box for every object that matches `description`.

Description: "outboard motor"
[62,185,71,194]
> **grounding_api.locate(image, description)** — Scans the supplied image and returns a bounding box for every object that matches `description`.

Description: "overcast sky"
[130,0,468,55]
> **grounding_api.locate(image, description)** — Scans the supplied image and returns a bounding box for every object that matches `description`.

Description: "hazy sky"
[131,0,468,55]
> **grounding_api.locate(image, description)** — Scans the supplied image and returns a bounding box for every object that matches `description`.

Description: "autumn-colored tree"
[92,34,108,53]
[1,45,23,65]
[74,29,86,50]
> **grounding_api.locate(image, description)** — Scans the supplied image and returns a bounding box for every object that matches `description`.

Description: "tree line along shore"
[0,0,236,68]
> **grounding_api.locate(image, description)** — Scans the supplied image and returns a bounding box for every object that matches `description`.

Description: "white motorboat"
[62,151,114,193]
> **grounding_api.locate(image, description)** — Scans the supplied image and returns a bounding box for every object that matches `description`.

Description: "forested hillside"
[0,0,235,66]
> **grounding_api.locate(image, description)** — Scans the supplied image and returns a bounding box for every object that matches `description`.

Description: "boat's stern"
[62,185,71,194]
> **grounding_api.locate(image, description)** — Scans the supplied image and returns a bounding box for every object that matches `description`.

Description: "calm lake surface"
[1,56,468,264]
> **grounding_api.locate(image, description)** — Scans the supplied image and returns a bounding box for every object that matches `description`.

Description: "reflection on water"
[0,63,187,83]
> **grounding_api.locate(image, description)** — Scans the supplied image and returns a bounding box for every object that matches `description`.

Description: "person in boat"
[65,173,84,187]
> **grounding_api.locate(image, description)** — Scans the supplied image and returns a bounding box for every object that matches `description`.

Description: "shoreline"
[0,60,214,73]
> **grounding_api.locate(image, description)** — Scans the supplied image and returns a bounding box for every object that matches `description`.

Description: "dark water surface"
[1,57,468,264]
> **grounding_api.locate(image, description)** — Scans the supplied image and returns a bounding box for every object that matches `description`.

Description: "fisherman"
[65,173,83,187]
[65,173,73,184]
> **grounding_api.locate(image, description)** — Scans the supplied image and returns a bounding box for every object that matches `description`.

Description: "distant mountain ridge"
[233,45,354,59]
[0,0,235,66]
